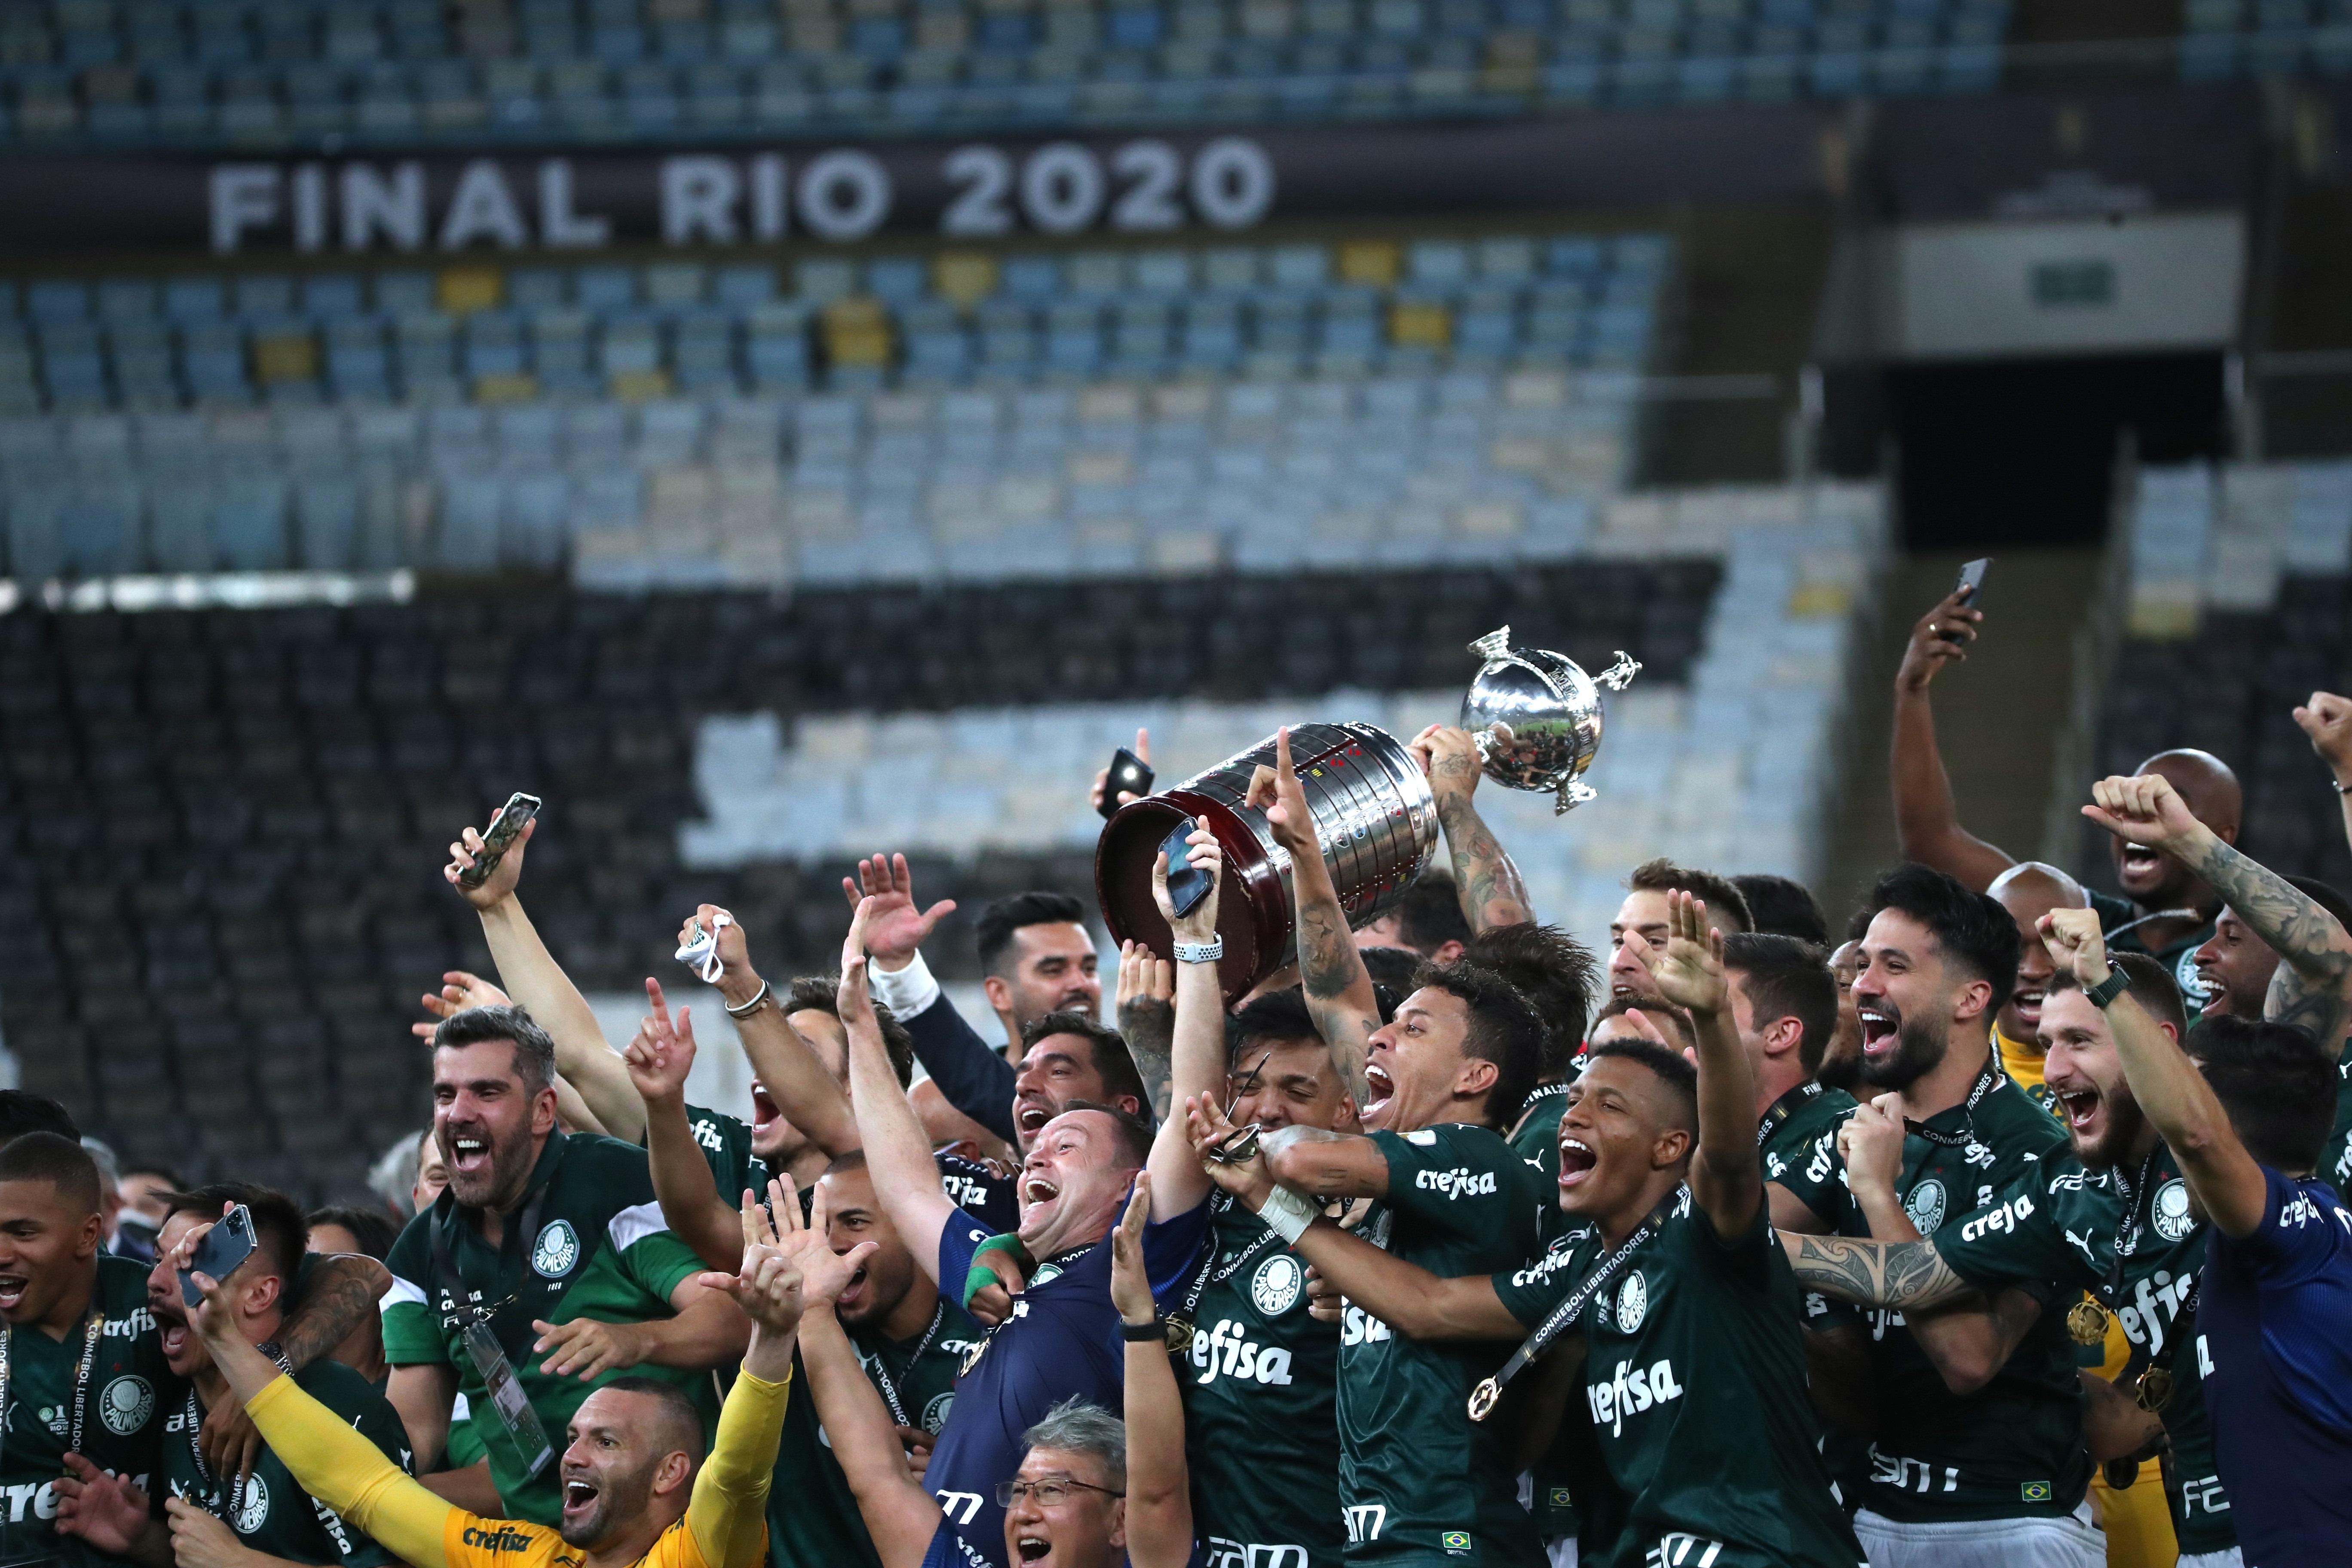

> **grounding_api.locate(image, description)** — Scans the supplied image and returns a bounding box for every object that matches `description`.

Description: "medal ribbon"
[865,1302,946,1430]
[1900,1062,2003,1150]
[1467,1188,1684,1423]
[1756,1082,1822,1150]
[2105,1150,2197,1411]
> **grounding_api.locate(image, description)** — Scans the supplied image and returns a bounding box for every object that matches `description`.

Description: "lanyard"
[1756,1082,1822,1150]
[1170,1195,1283,1327]
[1468,1188,1684,1422]
[0,1311,105,1479]
[429,1182,551,1352]
[1902,1062,2003,1150]
[865,1302,946,1430]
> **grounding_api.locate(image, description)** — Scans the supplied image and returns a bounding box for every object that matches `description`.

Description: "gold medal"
[2065,1298,2110,1346]
[1163,1317,1194,1354]
[1466,1377,1501,1423]
[2135,1366,2174,1412]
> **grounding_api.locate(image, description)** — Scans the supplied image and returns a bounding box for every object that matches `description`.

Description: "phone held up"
[1938,557,1991,643]
[457,792,543,889]
[1160,822,1213,919]
[1098,747,1155,821]
[179,1202,257,1306]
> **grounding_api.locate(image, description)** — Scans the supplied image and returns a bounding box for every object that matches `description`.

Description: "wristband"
[2083,968,2130,1009]
[725,979,772,1017]
[1259,1185,1318,1245]
[1121,1319,1165,1342]
[1173,936,1224,964]
[960,1234,1031,1308]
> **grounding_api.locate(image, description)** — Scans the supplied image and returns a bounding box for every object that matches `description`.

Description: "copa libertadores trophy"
[1095,723,1439,1001]
[1460,625,1640,814]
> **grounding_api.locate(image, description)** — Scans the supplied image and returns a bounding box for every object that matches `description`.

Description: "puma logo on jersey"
[1586,1357,1684,1437]
[1188,1319,1295,1387]
[1414,1167,1497,1199]
[1338,1305,1392,1346]
[1957,1192,2035,1243]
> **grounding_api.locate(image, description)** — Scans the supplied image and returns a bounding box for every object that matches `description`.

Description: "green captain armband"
[962,1234,1032,1309]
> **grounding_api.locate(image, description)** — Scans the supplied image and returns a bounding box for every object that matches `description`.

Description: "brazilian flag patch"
[2021,1481,2053,1503]
[1549,1487,1573,1507]
[1441,1531,1472,1551]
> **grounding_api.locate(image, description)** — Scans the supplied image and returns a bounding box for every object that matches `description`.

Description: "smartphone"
[1098,748,1154,821]
[457,791,542,889]
[1938,558,1991,643]
[180,1203,257,1306]
[1161,822,1213,918]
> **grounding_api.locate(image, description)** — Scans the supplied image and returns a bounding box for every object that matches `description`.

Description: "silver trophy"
[1461,626,1641,814]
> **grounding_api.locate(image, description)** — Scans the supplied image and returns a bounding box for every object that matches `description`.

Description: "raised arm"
[1247,729,1378,1102]
[1622,891,1757,1236]
[444,812,643,1141]
[2084,770,2352,1047]
[682,904,862,1158]
[774,1180,936,1568]
[1146,821,1227,1217]
[1110,1179,1193,1568]
[623,978,742,1271]
[852,853,1021,1139]
[1116,943,1178,1124]
[2042,904,2269,1236]
[2294,692,2352,863]
[842,897,960,1280]
[1890,588,2015,892]
[1409,725,1534,931]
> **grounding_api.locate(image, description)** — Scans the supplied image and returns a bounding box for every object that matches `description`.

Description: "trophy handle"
[1467,627,1513,662]
[1596,650,1642,692]
[1554,778,1599,815]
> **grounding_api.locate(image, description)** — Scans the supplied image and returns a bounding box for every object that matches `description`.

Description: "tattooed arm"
[1116,941,1178,1124]
[2084,772,2352,1047]
[1410,726,1534,932]
[1246,729,1378,1101]
[1777,1231,1978,1311]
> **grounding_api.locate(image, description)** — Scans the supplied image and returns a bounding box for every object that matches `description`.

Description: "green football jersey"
[1339,1124,1546,1565]
[683,1105,773,1207]
[1770,1063,2088,1524]
[1931,1140,2230,1555]
[2089,890,2212,1009]
[1757,1083,1856,1199]
[1504,1085,1578,1543]
[381,1133,714,1526]
[1171,1195,1343,1568]
[160,1361,410,1566]
[1492,1191,1865,1568]
[0,1257,173,1568]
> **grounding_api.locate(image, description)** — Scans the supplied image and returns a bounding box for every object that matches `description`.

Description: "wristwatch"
[1173,937,1224,964]
[2083,968,2131,1009]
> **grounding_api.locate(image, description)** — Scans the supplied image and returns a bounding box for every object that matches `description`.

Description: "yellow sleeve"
[246,1374,467,1568]
[679,1368,789,1568]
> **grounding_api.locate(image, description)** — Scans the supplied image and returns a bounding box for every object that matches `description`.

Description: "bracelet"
[1259,1185,1319,1245]
[2083,968,2131,1009]
[1173,936,1224,964]
[725,980,772,1018]
[2336,778,2352,795]
[1121,1319,1165,1342]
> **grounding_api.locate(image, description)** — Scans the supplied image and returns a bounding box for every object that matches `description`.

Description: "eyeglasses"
[995,1476,1124,1508]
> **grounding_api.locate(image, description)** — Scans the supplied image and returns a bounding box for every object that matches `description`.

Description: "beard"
[2076,1088,2148,1170]
[560,1458,652,1548]
[446,1123,536,1209]
[1859,1015,1948,1093]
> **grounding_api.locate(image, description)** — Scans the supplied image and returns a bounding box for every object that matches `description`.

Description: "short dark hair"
[0,1092,80,1147]
[164,1183,308,1286]
[1466,924,1597,1080]
[1732,875,1829,945]
[1628,859,1753,934]
[2186,1016,2339,1173]
[976,891,1089,976]
[2046,952,2187,1041]
[783,976,916,1087]
[432,1004,558,1096]
[1376,870,1473,956]
[0,1131,101,1214]
[1723,934,1838,1077]
[1355,946,1421,1020]
[598,1376,706,1462]
[1584,1039,1700,1134]
[1412,962,1545,1130]
[1018,1011,1149,1115]
[307,1204,399,1262]
[1057,1100,1156,1169]
[1593,995,1698,1053]
[1864,863,2020,1021]
[1227,988,1320,1070]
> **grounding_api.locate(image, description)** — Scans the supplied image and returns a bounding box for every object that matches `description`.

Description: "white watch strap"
[1173,937,1224,964]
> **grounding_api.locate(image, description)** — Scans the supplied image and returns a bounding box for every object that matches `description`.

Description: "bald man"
[1892,584,2237,1004]
[1983,863,2087,1112]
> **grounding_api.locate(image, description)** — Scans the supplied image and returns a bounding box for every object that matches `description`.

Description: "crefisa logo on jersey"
[2151,1179,2194,1243]
[532,1220,581,1278]
[99,1375,154,1436]
[1614,1271,1648,1333]
[1905,1180,1948,1236]
[1250,1255,1304,1317]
